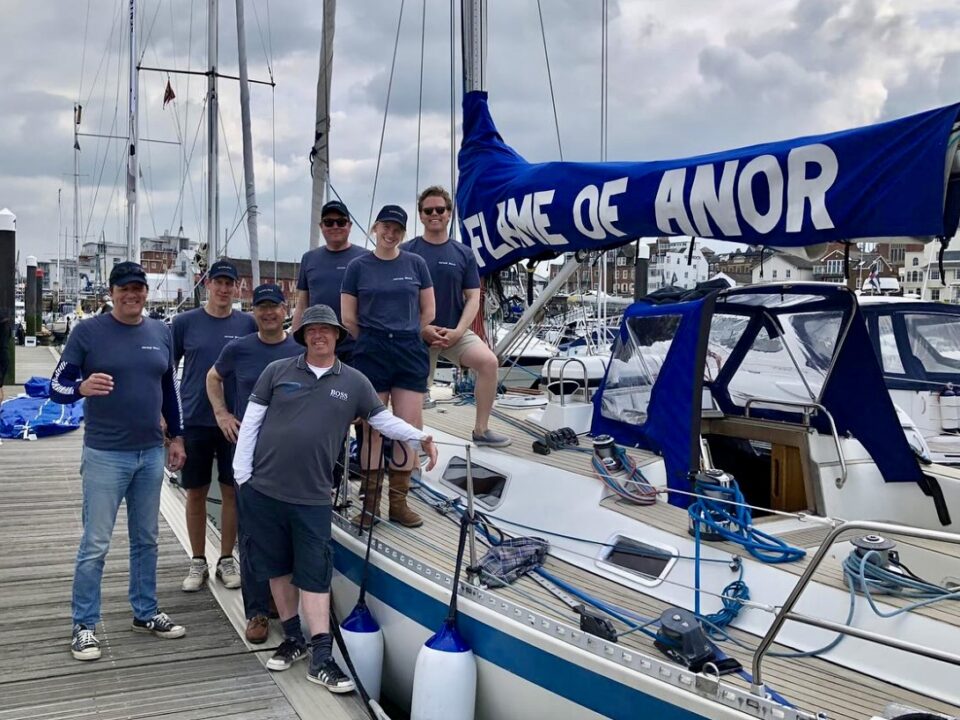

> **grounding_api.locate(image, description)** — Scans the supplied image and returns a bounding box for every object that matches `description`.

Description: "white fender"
[410,620,476,720]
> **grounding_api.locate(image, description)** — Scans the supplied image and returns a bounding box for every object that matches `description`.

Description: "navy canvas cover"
[457,91,960,276]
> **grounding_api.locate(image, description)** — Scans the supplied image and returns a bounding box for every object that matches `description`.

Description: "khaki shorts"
[428,329,487,385]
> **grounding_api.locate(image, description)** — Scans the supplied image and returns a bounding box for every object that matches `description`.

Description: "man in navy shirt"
[51,261,187,661]
[293,200,368,363]
[206,283,300,644]
[403,186,511,447]
[172,260,257,593]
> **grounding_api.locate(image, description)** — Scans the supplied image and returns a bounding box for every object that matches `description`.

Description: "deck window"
[597,535,676,586]
[441,456,508,507]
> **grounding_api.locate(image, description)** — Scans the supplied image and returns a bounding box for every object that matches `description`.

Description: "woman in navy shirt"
[341,205,435,528]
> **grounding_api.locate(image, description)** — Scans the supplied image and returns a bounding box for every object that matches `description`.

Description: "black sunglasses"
[322,218,349,228]
[421,206,448,216]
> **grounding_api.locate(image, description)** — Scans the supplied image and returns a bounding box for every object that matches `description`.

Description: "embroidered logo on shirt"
[277,381,302,393]
[438,261,457,267]
[392,276,415,282]
[330,389,349,401]
[140,345,161,351]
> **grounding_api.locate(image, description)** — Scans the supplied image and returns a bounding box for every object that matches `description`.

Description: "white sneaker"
[181,557,209,592]
[216,556,241,589]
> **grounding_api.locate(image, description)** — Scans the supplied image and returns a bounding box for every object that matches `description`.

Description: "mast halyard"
[206,0,220,270]
[235,0,259,286]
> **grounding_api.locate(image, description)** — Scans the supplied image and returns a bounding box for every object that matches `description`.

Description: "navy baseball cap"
[321,200,350,218]
[109,261,147,287]
[208,260,239,281]
[252,283,285,306]
[375,204,407,228]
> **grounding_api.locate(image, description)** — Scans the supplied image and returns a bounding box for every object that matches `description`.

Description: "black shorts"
[180,425,235,489]
[352,330,429,393]
[238,484,333,593]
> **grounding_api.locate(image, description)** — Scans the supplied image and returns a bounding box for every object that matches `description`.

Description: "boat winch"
[653,607,741,675]
[850,534,898,570]
[688,469,736,541]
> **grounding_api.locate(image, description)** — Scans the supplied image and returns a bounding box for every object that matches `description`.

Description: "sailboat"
[322,0,960,714]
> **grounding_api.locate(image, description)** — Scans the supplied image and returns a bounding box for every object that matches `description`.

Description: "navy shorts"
[180,425,235,489]
[238,484,333,593]
[353,330,429,393]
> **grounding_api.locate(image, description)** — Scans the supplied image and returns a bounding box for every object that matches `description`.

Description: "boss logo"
[330,389,349,401]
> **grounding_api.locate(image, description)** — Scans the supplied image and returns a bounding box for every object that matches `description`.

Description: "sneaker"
[307,657,356,694]
[215,556,241,589]
[423,393,436,409]
[472,428,512,448]
[71,624,101,661]
[132,611,186,639]
[181,557,209,592]
[266,638,307,671]
[245,615,269,644]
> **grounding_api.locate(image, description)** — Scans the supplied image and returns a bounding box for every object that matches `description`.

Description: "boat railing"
[543,357,590,406]
[744,397,848,488]
[751,519,960,698]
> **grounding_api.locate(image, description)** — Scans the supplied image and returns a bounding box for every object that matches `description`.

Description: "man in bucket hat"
[233,304,437,693]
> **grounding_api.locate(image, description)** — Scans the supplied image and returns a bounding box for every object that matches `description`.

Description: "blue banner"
[457,91,960,275]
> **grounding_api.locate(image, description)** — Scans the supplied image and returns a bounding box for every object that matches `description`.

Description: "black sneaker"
[132,611,186,639]
[266,638,307,671]
[307,657,356,694]
[71,624,101,661]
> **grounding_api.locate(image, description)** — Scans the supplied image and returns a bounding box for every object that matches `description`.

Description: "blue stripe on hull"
[333,539,708,720]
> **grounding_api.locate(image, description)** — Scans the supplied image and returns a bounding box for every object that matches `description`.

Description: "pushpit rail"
[750,519,960,697]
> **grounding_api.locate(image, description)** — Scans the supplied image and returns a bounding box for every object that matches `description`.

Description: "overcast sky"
[1,0,958,273]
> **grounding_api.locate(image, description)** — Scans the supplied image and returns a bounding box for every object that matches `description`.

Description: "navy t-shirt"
[172,308,257,427]
[402,236,480,329]
[341,251,433,334]
[297,245,368,354]
[214,333,301,420]
[57,314,177,451]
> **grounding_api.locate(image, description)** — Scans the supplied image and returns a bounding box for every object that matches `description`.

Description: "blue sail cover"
[457,91,960,275]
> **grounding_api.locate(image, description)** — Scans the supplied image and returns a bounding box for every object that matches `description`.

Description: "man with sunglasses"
[403,186,511,447]
[294,200,368,364]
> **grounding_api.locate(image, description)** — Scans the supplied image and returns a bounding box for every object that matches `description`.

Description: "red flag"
[162,80,176,108]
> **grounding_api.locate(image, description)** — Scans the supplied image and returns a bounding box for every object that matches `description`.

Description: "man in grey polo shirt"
[233,304,437,694]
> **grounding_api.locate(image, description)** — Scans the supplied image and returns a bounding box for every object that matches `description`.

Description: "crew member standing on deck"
[51,261,187,661]
[233,304,437,692]
[205,283,300,644]
[293,200,368,362]
[172,260,257,593]
[341,204,435,528]
[404,186,511,447]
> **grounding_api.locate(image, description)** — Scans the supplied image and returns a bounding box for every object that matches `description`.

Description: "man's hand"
[215,410,241,444]
[421,324,446,347]
[79,373,114,397]
[420,435,438,471]
[438,327,464,348]
[166,436,186,472]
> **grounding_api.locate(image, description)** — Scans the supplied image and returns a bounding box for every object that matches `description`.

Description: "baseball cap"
[294,304,347,345]
[109,261,148,287]
[252,283,285,306]
[321,200,350,218]
[208,260,239,281]
[375,204,407,227]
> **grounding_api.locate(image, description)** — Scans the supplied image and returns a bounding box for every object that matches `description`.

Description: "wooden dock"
[0,346,367,720]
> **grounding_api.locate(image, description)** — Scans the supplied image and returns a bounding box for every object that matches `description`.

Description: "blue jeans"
[72,445,166,627]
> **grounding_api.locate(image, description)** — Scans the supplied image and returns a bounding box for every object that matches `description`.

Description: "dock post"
[0,209,16,382]
[25,255,37,345]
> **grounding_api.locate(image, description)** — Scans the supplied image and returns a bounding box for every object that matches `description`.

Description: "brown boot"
[351,470,383,530]
[388,470,423,528]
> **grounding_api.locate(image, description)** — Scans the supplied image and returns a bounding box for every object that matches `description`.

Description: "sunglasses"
[421,206,448,216]
[322,218,349,228]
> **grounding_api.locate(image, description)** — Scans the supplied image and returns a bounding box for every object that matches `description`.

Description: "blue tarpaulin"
[457,91,960,275]
[0,376,84,439]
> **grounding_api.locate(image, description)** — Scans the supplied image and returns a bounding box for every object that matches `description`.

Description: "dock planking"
[0,346,367,720]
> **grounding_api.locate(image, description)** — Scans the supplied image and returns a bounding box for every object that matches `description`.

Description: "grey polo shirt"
[247,354,385,505]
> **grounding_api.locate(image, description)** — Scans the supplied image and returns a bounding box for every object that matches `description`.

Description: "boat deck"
[401,394,960,719]
[0,346,366,720]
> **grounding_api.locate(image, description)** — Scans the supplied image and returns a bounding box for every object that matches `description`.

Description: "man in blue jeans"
[51,261,187,661]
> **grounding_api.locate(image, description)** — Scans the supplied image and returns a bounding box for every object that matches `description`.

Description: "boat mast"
[309,0,336,250]
[235,0,259,285]
[73,103,81,307]
[206,0,220,269]
[126,0,140,264]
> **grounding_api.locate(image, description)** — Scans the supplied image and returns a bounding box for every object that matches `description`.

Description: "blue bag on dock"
[0,393,84,439]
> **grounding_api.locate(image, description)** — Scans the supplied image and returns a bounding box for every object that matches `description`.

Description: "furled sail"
[457,91,960,276]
